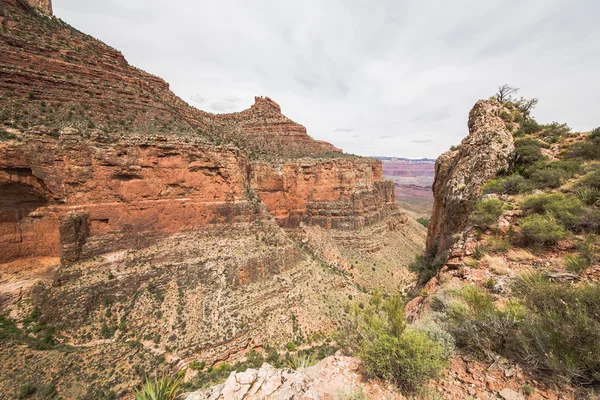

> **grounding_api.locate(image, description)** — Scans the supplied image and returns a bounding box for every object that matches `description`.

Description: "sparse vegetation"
[446,276,600,385]
[471,198,504,229]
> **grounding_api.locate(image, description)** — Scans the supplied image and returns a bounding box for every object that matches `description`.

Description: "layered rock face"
[0,130,253,264]
[251,158,397,229]
[0,0,399,266]
[426,100,514,255]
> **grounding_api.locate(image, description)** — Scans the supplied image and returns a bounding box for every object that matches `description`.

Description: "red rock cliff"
[0,0,400,265]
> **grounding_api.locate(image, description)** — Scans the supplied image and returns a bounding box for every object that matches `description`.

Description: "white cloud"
[53,0,600,158]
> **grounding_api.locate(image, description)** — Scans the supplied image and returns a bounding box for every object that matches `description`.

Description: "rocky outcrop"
[426,100,514,255]
[186,357,401,400]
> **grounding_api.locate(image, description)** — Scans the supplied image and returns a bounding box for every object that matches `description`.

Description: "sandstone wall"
[0,130,256,264]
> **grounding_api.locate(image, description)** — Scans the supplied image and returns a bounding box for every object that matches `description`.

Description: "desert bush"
[18,383,36,399]
[0,128,17,140]
[447,276,600,385]
[446,285,522,359]
[576,187,600,206]
[579,208,600,233]
[540,122,570,143]
[518,119,542,135]
[134,374,182,400]
[471,198,504,229]
[482,179,504,194]
[361,328,448,393]
[512,275,600,384]
[245,349,264,369]
[514,137,545,167]
[487,235,512,253]
[565,130,600,160]
[520,214,567,247]
[577,170,600,190]
[521,193,584,231]
[564,255,590,274]
[416,321,456,359]
[350,296,450,393]
[409,252,448,285]
[502,174,533,195]
[529,168,568,189]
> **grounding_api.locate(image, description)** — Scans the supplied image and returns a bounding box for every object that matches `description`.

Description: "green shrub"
[416,218,429,228]
[514,137,545,166]
[361,328,448,393]
[502,174,532,195]
[522,119,542,134]
[564,255,590,274]
[135,375,182,400]
[579,208,600,233]
[519,214,567,247]
[512,276,600,384]
[245,349,264,369]
[577,170,600,190]
[349,296,450,393]
[529,168,568,189]
[482,179,504,194]
[18,383,37,399]
[447,276,600,385]
[188,361,205,371]
[409,252,448,285]
[0,128,17,140]
[39,384,57,399]
[576,187,600,206]
[446,285,521,358]
[540,122,570,143]
[285,341,297,352]
[471,198,504,229]
[565,130,600,160]
[486,235,512,253]
[521,193,584,231]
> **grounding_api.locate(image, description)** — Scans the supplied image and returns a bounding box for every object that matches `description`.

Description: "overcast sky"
[53,0,600,159]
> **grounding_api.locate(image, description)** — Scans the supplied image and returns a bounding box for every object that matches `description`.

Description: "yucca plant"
[287,352,317,370]
[576,186,600,206]
[134,374,183,400]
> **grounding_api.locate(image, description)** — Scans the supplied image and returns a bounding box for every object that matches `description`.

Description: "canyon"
[0,0,425,397]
